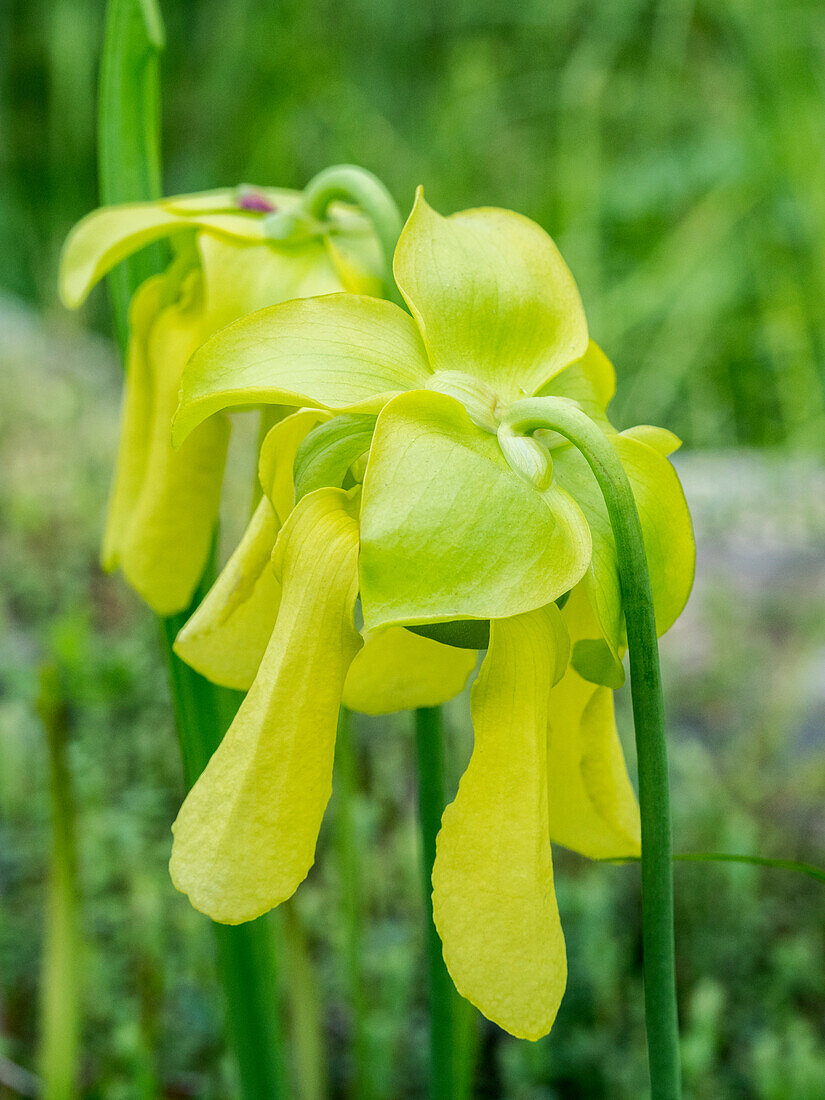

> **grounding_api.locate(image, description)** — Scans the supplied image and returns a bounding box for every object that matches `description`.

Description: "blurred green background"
[2,0,825,1096]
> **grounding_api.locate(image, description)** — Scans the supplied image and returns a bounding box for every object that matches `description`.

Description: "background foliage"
[1,0,825,1096]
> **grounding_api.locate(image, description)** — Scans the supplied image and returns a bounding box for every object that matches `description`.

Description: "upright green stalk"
[414,707,457,1100]
[98,3,285,1095]
[504,397,682,1099]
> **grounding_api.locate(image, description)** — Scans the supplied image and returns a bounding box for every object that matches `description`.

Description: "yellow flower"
[168,190,694,1039]
[59,187,381,614]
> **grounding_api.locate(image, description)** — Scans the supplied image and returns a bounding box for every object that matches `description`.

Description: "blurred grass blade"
[98,0,165,349]
[37,664,81,1100]
[281,902,328,1100]
[98,3,286,1095]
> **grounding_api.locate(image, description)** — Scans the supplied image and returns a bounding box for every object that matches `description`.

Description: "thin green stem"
[98,3,285,1095]
[504,397,682,1100]
[414,706,456,1100]
[335,708,372,1099]
[302,164,405,308]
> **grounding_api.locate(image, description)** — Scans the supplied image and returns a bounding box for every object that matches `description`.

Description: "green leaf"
[359,390,591,629]
[174,294,432,445]
[393,189,588,403]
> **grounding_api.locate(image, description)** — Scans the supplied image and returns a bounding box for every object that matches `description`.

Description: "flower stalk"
[503,396,682,1099]
[98,3,286,1095]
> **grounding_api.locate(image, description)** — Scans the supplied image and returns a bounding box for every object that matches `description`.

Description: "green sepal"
[571,638,626,689]
[406,620,489,650]
[293,414,376,502]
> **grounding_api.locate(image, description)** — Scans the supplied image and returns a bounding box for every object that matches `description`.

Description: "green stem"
[302,164,405,308]
[504,397,682,1100]
[98,3,285,1095]
[414,707,456,1100]
[335,708,372,1099]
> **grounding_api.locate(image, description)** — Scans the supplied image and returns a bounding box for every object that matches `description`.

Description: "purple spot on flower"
[237,191,277,213]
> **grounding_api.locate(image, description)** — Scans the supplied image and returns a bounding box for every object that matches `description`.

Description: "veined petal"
[359,390,591,629]
[173,497,280,690]
[393,190,588,403]
[342,627,477,715]
[58,195,290,309]
[118,272,229,615]
[170,488,363,923]
[173,294,433,446]
[324,230,383,296]
[433,604,568,1041]
[546,587,640,858]
[174,409,328,689]
[259,409,331,522]
[552,430,695,671]
[197,233,345,334]
[101,271,169,570]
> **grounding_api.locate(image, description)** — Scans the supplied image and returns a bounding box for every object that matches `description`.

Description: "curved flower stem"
[414,706,458,1100]
[302,164,405,308]
[503,397,682,1100]
[99,3,286,1095]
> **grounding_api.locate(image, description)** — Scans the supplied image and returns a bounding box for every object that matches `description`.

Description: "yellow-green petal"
[342,628,477,715]
[620,424,682,456]
[546,587,640,858]
[393,190,588,403]
[174,408,328,689]
[58,196,290,309]
[359,390,591,629]
[113,271,228,615]
[173,497,281,690]
[197,233,346,334]
[173,294,433,446]
[433,604,568,1041]
[101,270,169,570]
[169,488,362,923]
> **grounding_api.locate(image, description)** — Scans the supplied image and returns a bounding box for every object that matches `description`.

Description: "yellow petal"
[174,408,328,688]
[432,604,568,1041]
[546,586,640,859]
[258,409,331,522]
[196,233,345,333]
[170,488,363,923]
[172,497,281,690]
[58,196,285,309]
[342,627,477,715]
[101,271,169,570]
[118,271,229,615]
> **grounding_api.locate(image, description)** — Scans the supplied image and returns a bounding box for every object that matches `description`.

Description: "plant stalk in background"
[96,2,286,1095]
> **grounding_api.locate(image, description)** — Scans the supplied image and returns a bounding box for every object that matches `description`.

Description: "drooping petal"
[173,497,281,690]
[545,588,641,858]
[116,271,229,615]
[101,270,170,570]
[552,430,695,677]
[58,195,286,309]
[432,604,569,1040]
[620,424,682,456]
[169,488,362,924]
[393,190,588,403]
[174,409,327,689]
[173,294,433,445]
[359,390,591,629]
[342,627,477,715]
